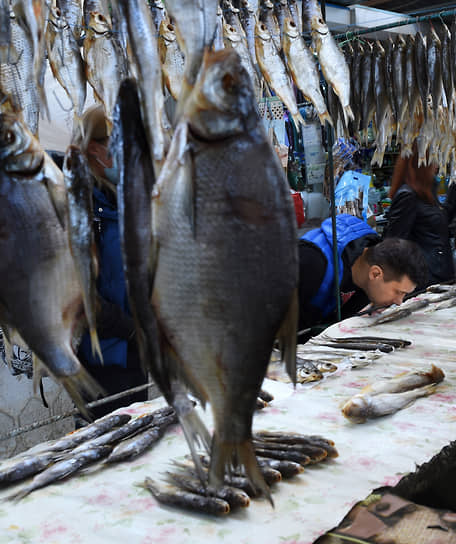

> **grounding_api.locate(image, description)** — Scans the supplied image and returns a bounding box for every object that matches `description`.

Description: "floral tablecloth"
[1,300,455,544]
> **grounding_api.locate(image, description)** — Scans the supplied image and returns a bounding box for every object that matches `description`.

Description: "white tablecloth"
[1,299,455,544]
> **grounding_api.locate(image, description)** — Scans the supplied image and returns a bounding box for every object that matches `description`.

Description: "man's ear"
[368,264,384,281]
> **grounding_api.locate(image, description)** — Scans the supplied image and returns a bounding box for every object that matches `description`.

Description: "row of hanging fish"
[339,22,456,170]
[0,0,354,146]
[0,0,299,506]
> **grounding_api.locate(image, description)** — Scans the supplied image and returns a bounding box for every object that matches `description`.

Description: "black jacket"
[383,185,453,286]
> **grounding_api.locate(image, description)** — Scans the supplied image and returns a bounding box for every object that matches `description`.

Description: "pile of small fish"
[0,406,177,500]
[1,0,301,505]
[341,364,445,423]
[342,22,456,170]
[142,430,338,515]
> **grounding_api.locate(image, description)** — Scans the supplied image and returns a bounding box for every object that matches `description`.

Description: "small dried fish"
[105,413,177,464]
[369,299,429,326]
[256,457,304,478]
[296,359,323,383]
[142,477,231,516]
[253,439,327,464]
[361,365,444,396]
[0,451,57,486]
[73,413,156,453]
[319,335,411,349]
[47,413,131,452]
[8,445,112,501]
[258,389,274,403]
[254,447,311,466]
[165,471,250,508]
[342,384,439,423]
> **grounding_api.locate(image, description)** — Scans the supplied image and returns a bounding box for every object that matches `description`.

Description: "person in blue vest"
[76,106,148,421]
[297,214,428,337]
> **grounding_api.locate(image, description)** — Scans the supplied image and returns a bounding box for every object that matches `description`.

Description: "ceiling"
[327,0,456,15]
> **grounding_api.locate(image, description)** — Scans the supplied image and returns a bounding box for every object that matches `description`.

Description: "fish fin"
[427,365,445,384]
[275,288,298,385]
[177,403,212,484]
[209,437,273,506]
[89,328,103,365]
[32,354,49,396]
[59,367,104,421]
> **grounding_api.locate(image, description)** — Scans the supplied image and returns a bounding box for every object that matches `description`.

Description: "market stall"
[0,295,455,544]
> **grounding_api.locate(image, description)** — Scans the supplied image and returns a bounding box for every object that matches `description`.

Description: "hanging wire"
[332,7,456,42]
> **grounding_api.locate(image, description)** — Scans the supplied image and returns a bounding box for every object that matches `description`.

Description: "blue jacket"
[301,214,377,317]
[78,186,129,368]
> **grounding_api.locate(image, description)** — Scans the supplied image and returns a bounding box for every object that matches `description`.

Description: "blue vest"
[302,214,376,317]
[78,186,129,368]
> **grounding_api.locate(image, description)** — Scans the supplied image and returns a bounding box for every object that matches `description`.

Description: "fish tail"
[209,437,274,506]
[60,367,104,421]
[427,365,445,384]
[343,104,354,126]
[178,408,212,483]
[291,110,306,128]
[318,110,334,128]
[6,485,33,502]
[89,328,104,365]
[276,288,298,384]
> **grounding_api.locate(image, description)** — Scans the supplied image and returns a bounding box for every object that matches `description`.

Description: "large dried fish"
[0,112,102,416]
[427,25,443,116]
[151,49,298,501]
[361,365,444,396]
[56,0,83,41]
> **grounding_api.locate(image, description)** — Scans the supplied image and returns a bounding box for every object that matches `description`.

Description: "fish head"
[223,23,241,44]
[88,11,111,34]
[297,367,322,383]
[0,113,36,164]
[255,21,272,43]
[283,18,299,39]
[159,20,177,43]
[341,395,369,423]
[183,49,257,140]
[48,6,68,30]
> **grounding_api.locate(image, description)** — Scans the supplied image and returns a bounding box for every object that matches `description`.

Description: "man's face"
[365,265,416,307]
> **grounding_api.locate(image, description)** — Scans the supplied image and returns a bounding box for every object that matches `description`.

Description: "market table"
[1,296,455,544]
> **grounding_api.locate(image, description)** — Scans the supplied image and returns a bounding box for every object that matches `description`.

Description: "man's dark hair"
[365,238,428,287]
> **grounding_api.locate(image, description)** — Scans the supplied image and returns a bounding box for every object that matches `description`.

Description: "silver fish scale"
[153,121,297,443]
[0,15,39,134]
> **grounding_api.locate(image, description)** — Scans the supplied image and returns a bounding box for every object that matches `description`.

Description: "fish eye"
[3,129,15,145]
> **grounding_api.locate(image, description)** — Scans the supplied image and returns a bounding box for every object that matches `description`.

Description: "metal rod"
[320,0,342,322]
[0,381,158,442]
[333,7,456,42]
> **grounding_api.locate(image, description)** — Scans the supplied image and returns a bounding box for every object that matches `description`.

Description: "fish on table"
[341,384,440,424]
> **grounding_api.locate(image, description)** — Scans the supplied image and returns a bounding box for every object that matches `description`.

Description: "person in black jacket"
[383,147,454,286]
